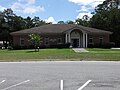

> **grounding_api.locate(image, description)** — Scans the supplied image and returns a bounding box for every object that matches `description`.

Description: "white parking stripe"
[77,80,92,90]
[60,80,63,90]
[1,80,30,90]
[0,80,6,85]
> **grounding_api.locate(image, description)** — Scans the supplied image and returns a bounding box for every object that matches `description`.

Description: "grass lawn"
[0,48,120,61]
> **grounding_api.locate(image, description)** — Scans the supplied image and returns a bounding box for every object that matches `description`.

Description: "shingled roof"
[11,24,112,35]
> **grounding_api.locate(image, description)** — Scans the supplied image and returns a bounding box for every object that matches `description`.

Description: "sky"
[0,0,105,23]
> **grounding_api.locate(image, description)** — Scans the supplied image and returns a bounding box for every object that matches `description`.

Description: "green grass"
[0,48,120,61]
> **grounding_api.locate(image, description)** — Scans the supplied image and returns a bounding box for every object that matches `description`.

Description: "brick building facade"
[11,24,112,48]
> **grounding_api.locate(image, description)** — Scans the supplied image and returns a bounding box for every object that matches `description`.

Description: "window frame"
[20,37,25,46]
[89,37,93,44]
[57,38,62,44]
[99,36,103,44]
[44,37,49,45]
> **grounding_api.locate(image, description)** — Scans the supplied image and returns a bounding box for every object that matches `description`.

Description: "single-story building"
[11,24,112,48]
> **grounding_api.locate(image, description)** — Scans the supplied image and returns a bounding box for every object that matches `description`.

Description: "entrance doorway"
[71,39,79,47]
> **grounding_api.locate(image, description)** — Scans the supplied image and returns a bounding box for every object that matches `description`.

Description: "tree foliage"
[90,0,120,46]
[29,33,42,51]
[57,21,65,24]
[0,8,48,47]
[65,20,74,24]
[75,15,90,27]
[1,2,120,47]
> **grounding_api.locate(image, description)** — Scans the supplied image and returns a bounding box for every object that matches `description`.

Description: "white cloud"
[11,2,22,10]
[45,17,56,24]
[26,0,36,5]
[10,0,45,14]
[23,6,44,14]
[0,5,6,11]
[69,0,93,5]
[76,12,93,19]
[76,5,89,13]
[68,0,105,6]
[18,0,35,5]
[68,0,105,19]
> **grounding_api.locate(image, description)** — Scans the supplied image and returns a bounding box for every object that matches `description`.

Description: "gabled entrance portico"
[65,28,88,48]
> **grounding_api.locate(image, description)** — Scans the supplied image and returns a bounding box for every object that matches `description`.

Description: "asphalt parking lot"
[0,61,120,90]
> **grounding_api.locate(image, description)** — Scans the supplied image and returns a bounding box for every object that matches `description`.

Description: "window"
[20,38,25,46]
[99,36,103,39]
[58,38,62,44]
[99,36,103,44]
[89,37,93,44]
[45,37,49,45]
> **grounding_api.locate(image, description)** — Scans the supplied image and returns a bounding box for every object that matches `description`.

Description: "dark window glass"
[20,39,24,46]
[45,37,49,45]
[58,38,62,43]
[89,37,93,43]
[99,36,103,44]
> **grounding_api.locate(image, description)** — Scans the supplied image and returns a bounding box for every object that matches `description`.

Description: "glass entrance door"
[71,39,79,47]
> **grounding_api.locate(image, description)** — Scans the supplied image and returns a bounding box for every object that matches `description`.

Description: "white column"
[85,33,88,48]
[65,33,68,43]
[83,33,85,48]
[68,33,71,43]
[79,36,80,47]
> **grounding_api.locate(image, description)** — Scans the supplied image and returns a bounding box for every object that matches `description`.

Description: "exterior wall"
[12,33,110,48]
[13,36,20,46]
[40,33,65,47]
[88,33,110,47]
[13,35,30,47]
[12,33,65,48]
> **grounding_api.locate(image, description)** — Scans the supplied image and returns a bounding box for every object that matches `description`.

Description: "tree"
[90,0,120,46]
[95,0,120,12]
[24,16,33,29]
[29,33,42,51]
[75,15,90,27]
[0,8,49,48]
[0,9,27,47]
[65,20,74,24]
[0,9,16,47]
[32,16,49,27]
[57,21,65,24]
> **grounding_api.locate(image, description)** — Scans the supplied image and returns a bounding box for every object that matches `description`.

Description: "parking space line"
[1,80,30,90]
[60,80,63,90]
[77,80,92,90]
[0,80,6,85]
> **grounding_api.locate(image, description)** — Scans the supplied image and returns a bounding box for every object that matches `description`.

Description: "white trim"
[68,33,71,43]
[65,29,88,48]
[65,34,68,43]
[83,33,85,48]
[79,36,81,47]
[85,33,88,48]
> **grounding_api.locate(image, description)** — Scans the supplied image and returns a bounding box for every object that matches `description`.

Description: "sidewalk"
[111,48,120,49]
[72,48,89,52]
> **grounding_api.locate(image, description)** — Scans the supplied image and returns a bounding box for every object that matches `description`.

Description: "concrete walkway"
[111,48,120,49]
[72,48,89,52]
